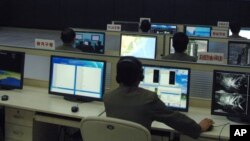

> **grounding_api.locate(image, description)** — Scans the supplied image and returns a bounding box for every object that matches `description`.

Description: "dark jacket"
[104,86,202,139]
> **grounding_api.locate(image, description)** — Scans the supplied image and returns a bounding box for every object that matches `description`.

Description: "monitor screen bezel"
[74,31,106,54]
[184,25,211,37]
[119,34,158,60]
[0,50,25,90]
[168,37,209,56]
[48,55,106,101]
[211,70,250,118]
[140,64,190,112]
[227,41,250,66]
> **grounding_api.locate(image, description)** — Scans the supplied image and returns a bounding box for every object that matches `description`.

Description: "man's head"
[230,22,241,35]
[173,32,189,53]
[60,28,76,44]
[116,56,144,86]
[140,20,151,32]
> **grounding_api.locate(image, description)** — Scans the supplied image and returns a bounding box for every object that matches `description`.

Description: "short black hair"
[60,28,76,43]
[173,32,189,53]
[140,20,151,32]
[116,56,143,86]
[230,22,241,34]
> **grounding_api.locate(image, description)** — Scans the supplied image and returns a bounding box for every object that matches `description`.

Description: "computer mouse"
[207,125,214,131]
[1,95,9,101]
[71,106,79,113]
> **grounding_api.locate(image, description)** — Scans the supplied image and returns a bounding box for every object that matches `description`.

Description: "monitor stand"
[227,115,250,124]
[0,86,15,90]
[63,96,94,103]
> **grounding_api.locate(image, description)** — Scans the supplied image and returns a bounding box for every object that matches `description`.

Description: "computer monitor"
[120,34,157,59]
[113,21,139,32]
[229,28,250,39]
[151,23,177,34]
[211,70,250,123]
[74,31,105,54]
[0,50,25,90]
[228,41,250,66]
[139,65,190,111]
[170,38,209,57]
[49,56,106,102]
[185,25,211,37]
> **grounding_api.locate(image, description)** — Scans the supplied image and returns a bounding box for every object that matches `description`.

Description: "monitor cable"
[215,122,230,141]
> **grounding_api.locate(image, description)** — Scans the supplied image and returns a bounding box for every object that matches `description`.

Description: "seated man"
[104,56,213,139]
[229,22,247,39]
[162,32,197,62]
[56,28,81,52]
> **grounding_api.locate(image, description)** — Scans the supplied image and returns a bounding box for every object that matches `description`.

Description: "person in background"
[56,28,82,52]
[104,56,214,139]
[162,32,197,62]
[140,20,151,33]
[229,22,247,39]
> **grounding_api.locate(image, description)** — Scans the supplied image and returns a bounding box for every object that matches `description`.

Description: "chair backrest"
[80,117,151,141]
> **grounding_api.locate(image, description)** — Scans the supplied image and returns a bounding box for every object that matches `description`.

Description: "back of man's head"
[116,56,143,86]
[61,28,76,44]
[173,32,189,53]
[230,22,241,34]
[140,20,151,32]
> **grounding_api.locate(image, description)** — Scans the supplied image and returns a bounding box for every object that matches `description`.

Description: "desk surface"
[152,107,246,140]
[0,86,105,119]
[0,86,238,140]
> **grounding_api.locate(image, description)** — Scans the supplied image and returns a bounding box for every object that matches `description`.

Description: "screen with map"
[0,50,25,89]
[120,34,157,59]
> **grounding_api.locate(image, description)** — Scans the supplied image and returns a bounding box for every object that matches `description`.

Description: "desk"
[152,107,235,141]
[0,86,105,141]
[101,107,232,141]
[0,86,235,141]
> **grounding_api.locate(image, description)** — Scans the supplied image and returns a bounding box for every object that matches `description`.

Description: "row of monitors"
[114,21,250,39]
[74,31,250,66]
[1,50,249,123]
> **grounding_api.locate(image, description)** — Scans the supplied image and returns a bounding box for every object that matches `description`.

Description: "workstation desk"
[0,86,104,141]
[0,85,235,141]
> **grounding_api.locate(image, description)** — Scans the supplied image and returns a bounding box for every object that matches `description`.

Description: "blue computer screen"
[120,34,157,59]
[0,50,25,89]
[74,31,105,54]
[139,65,190,111]
[49,56,106,99]
[151,23,177,34]
[185,26,211,37]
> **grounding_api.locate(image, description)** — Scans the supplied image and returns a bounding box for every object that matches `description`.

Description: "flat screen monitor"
[212,70,250,123]
[74,31,105,54]
[151,23,177,34]
[185,26,211,37]
[113,21,139,32]
[139,65,190,111]
[170,38,209,57]
[0,50,25,90]
[120,34,157,59]
[229,28,250,39]
[228,41,250,66]
[49,56,106,102]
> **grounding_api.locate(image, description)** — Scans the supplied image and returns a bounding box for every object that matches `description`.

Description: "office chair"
[80,117,151,141]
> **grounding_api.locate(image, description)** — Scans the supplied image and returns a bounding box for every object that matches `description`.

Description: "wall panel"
[1,0,250,29]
